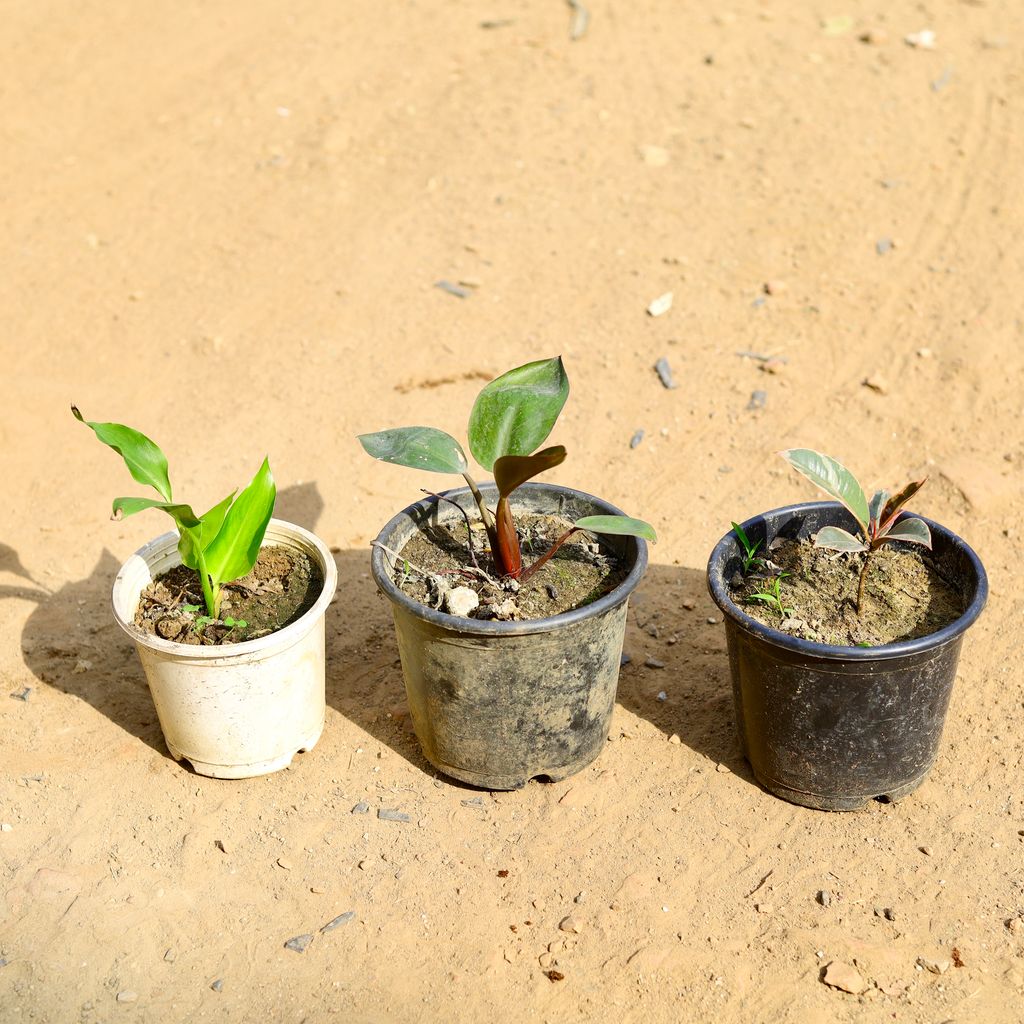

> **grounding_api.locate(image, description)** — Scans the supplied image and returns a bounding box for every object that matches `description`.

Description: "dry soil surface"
[2,2,1023,1022]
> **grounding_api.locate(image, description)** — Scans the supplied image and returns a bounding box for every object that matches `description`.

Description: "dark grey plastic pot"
[707,501,988,811]
[371,483,649,790]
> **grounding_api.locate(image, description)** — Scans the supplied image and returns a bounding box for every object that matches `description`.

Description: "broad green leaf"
[879,516,931,548]
[868,490,889,536]
[358,427,467,475]
[814,526,868,553]
[879,479,926,533]
[109,496,205,570]
[468,357,569,471]
[204,458,276,585]
[73,406,172,501]
[176,492,235,570]
[780,449,869,536]
[574,515,658,544]
[493,446,566,498]
[198,491,236,546]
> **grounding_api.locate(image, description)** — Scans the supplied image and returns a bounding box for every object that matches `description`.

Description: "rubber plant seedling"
[73,407,276,620]
[780,448,931,613]
[358,357,656,582]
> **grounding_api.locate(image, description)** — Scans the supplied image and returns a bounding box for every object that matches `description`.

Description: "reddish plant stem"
[494,496,522,578]
[518,528,581,585]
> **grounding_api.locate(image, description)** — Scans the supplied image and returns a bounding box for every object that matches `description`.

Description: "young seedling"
[780,448,931,613]
[358,357,656,581]
[747,572,795,619]
[73,407,276,620]
[731,521,765,574]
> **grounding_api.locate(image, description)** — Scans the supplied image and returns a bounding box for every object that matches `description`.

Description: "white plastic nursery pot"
[111,519,338,779]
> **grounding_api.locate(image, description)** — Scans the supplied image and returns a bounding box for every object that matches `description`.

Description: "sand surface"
[2,2,1023,1020]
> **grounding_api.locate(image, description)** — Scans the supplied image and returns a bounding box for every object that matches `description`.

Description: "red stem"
[494,496,522,579]
[517,528,581,585]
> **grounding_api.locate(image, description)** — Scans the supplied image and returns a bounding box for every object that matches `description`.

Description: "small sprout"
[780,448,931,614]
[73,406,276,620]
[358,358,656,583]
[747,572,795,619]
[181,603,201,614]
[222,617,247,629]
[732,521,765,574]
[193,615,215,634]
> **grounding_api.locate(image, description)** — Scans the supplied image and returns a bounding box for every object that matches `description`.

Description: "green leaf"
[203,458,276,585]
[780,449,870,536]
[868,490,889,535]
[879,516,931,548]
[73,406,172,501]
[176,493,235,570]
[493,446,567,498]
[358,427,468,475]
[468,357,570,471]
[574,515,658,544]
[814,526,869,553]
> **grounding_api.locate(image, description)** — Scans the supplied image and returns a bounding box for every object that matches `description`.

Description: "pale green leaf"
[814,526,869,552]
[868,490,889,534]
[468,357,569,471]
[203,458,276,585]
[879,516,932,548]
[358,427,467,475]
[73,406,172,501]
[574,515,657,544]
[780,449,870,536]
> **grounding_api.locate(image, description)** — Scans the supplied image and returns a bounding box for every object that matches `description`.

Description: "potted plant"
[73,408,338,779]
[707,449,988,810]
[358,357,656,790]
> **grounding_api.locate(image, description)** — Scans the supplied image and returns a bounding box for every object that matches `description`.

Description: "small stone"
[917,347,933,358]
[822,961,867,995]
[755,903,772,914]
[905,28,936,50]
[884,907,896,921]
[116,991,138,1003]
[284,933,314,953]
[434,279,471,299]
[545,584,558,600]
[644,657,665,669]
[320,911,356,933]
[859,28,887,45]
[445,587,479,618]
[654,357,677,389]
[378,808,411,822]
[656,691,667,702]
[876,237,894,255]
[351,801,369,815]
[862,375,888,394]
[277,858,292,870]
[210,979,223,992]
[639,144,670,167]
[214,839,228,854]
[668,734,681,745]
[545,969,565,982]
[72,659,92,674]
[559,915,582,934]
[647,292,673,317]
[629,429,645,449]
[163,949,176,962]
[619,652,632,667]
[716,763,731,773]
[763,279,786,295]
[816,890,831,907]
[533,899,546,911]
[310,885,326,894]
[917,956,950,975]
[747,390,767,411]
[9,687,31,702]
[1006,916,1023,935]
[681,598,696,610]
[706,616,719,625]
[758,358,786,375]
[0,823,12,832]
[919,845,933,856]
[574,892,586,904]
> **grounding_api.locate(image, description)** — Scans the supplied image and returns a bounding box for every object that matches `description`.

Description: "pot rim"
[371,482,649,636]
[111,517,338,659]
[707,500,988,660]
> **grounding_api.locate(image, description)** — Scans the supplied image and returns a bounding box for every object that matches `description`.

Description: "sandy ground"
[2,1,1023,1020]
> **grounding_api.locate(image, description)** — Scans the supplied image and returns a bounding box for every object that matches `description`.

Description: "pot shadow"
[324,554,754,789]
[15,484,332,759]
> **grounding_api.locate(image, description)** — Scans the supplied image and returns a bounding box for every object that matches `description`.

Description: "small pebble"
[823,962,867,995]
[619,652,632,667]
[716,763,731,773]
[444,586,479,618]
[706,616,719,625]
[668,734,681,745]
[644,657,665,669]
[656,691,667,702]
[320,911,356,933]
[116,991,138,1003]
[284,934,314,953]
[214,839,228,854]
[681,598,696,610]
[277,858,292,870]
[545,584,558,600]
[905,28,936,50]
[629,429,645,449]
[351,801,369,815]
[574,892,586,904]
[654,357,677,389]
[647,292,673,317]
[163,949,176,962]
[876,237,894,255]
[559,915,582,934]
[816,890,831,907]
[747,390,767,411]
[639,144,670,167]
[210,979,223,993]
[378,808,411,822]
[755,903,772,915]
[9,688,31,702]
[763,279,786,295]
[862,375,888,394]
[434,280,471,299]
[917,956,950,975]
[919,845,933,856]
[0,823,12,833]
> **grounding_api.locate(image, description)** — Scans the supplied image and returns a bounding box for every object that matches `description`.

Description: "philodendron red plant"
[359,357,656,583]
[781,448,931,612]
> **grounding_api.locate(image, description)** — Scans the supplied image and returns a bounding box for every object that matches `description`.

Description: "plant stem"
[856,549,874,615]
[494,495,523,578]
[196,550,219,618]
[461,472,495,532]
[518,527,580,584]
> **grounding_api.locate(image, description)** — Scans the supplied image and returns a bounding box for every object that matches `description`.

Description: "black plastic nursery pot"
[371,482,649,790]
[706,501,988,811]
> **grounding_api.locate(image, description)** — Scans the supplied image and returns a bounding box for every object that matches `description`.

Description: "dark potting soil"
[393,512,629,621]
[133,545,322,645]
[730,536,964,646]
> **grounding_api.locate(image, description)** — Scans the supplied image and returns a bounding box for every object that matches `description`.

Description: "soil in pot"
[730,537,963,646]
[132,545,323,645]
[392,511,628,621]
